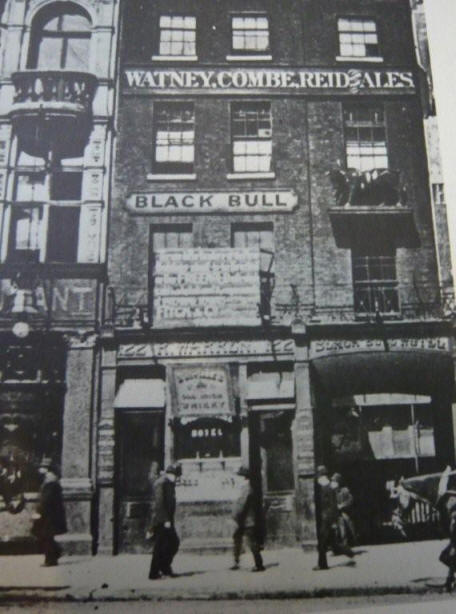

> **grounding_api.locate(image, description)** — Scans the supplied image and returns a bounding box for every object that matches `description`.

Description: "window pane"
[15,173,48,201]
[37,36,63,69]
[46,206,79,262]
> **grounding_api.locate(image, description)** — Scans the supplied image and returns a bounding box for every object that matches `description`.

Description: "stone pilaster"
[293,334,317,546]
[238,364,249,465]
[60,334,97,555]
[96,342,117,554]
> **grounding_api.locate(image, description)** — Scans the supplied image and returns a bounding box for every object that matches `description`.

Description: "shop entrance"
[115,410,164,553]
[312,349,454,545]
[249,410,296,544]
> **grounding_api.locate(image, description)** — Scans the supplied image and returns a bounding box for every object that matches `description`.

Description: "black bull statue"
[395,468,456,592]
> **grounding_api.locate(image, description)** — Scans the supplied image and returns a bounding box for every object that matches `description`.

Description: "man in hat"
[148,463,181,579]
[231,465,265,572]
[314,465,337,570]
[32,458,67,566]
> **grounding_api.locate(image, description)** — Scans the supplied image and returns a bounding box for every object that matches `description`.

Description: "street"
[0,594,455,613]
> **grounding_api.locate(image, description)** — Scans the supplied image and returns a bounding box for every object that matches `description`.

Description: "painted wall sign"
[118,338,295,360]
[124,67,415,94]
[127,190,298,214]
[153,248,261,327]
[172,365,233,417]
[310,337,450,359]
[0,279,97,321]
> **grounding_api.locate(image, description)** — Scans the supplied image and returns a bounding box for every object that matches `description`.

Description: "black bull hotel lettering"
[124,68,415,92]
[126,190,298,214]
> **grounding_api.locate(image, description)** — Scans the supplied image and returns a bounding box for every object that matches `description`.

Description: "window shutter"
[77,204,101,263]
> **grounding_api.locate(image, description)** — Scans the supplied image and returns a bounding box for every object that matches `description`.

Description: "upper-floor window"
[344,105,388,171]
[337,18,380,60]
[352,243,398,315]
[151,224,193,250]
[28,3,91,70]
[232,223,274,320]
[158,15,196,58]
[231,15,270,55]
[4,151,94,265]
[153,102,195,175]
[231,102,272,174]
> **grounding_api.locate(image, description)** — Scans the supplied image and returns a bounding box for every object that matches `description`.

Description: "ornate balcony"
[328,169,419,248]
[9,70,97,157]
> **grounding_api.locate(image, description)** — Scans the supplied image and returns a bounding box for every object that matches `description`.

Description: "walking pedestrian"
[330,472,356,556]
[148,463,181,580]
[231,465,265,572]
[31,458,67,567]
[314,464,337,570]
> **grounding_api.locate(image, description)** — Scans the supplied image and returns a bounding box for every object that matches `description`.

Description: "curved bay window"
[27,3,92,70]
[175,417,240,460]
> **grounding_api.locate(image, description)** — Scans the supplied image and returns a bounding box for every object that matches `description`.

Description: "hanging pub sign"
[124,67,415,95]
[127,190,298,214]
[171,365,233,418]
[153,248,261,327]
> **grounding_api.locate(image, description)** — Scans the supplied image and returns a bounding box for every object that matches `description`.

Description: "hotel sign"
[310,337,450,359]
[124,68,415,94]
[153,248,261,327]
[127,190,298,214]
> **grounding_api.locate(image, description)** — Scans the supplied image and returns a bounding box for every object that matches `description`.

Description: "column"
[96,340,117,554]
[60,333,97,555]
[293,339,317,546]
[238,364,249,465]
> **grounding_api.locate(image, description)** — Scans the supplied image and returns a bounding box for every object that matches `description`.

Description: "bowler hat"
[237,465,250,478]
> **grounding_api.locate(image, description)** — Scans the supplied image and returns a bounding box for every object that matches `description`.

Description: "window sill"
[147,173,197,181]
[226,172,276,180]
[151,55,198,62]
[336,55,384,63]
[225,54,272,62]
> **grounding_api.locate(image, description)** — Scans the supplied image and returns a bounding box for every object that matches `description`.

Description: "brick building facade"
[99,0,456,553]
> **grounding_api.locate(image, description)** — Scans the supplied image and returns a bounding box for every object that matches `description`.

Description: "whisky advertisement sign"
[153,248,261,327]
[124,67,415,95]
[127,190,298,214]
[171,365,233,418]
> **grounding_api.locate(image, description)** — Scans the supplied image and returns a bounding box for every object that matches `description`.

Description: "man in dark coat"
[314,465,337,570]
[148,463,181,580]
[33,459,67,566]
[231,465,265,572]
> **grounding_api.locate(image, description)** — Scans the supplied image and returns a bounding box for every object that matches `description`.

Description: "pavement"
[0,539,454,602]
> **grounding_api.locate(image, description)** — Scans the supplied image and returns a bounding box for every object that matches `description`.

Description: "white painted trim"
[226,172,276,180]
[147,173,197,181]
[151,55,198,62]
[336,55,384,63]
[225,55,273,62]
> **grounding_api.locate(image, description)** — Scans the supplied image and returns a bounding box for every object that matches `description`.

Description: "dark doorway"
[115,410,164,553]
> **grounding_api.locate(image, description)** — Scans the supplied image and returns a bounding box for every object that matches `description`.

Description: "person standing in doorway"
[330,472,356,557]
[32,458,67,567]
[314,465,337,570]
[231,465,265,572]
[148,463,181,580]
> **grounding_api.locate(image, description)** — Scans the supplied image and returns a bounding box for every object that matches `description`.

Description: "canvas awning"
[114,379,165,408]
[247,371,295,401]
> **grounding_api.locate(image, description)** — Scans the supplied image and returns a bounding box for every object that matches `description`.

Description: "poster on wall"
[152,247,261,327]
